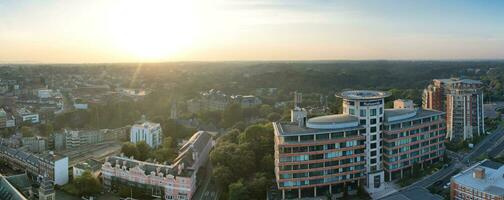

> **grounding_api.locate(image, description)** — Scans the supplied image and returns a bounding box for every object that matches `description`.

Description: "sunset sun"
[107,0,198,60]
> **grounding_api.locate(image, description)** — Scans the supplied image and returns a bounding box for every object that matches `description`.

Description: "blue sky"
[0,0,503,63]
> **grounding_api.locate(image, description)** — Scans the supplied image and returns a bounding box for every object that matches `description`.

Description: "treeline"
[121,138,176,163]
[210,123,274,200]
[198,104,283,129]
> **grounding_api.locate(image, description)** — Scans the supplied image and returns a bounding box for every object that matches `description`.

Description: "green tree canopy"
[74,171,101,196]
[20,126,34,137]
[121,142,138,159]
[135,141,151,161]
[228,179,250,200]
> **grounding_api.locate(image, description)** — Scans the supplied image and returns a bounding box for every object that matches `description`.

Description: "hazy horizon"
[1,0,504,63]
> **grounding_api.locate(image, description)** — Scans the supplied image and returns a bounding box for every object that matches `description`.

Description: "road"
[381,126,504,199]
[192,162,219,200]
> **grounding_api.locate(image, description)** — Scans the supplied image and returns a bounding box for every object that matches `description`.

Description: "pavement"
[192,162,219,200]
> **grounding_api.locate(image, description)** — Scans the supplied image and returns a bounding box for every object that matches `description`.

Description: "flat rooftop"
[337,90,391,100]
[275,121,362,136]
[452,159,504,196]
[307,114,358,124]
[436,78,482,85]
[384,108,443,123]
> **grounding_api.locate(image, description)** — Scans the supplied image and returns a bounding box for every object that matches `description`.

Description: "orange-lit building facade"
[274,90,447,199]
[382,109,446,181]
[423,78,484,141]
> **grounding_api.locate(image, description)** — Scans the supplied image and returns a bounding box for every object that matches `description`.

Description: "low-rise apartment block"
[21,136,47,153]
[73,159,101,178]
[451,159,504,200]
[102,131,214,200]
[0,140,68,185]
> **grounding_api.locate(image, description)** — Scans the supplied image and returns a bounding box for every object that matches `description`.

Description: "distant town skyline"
[1,0,504,63]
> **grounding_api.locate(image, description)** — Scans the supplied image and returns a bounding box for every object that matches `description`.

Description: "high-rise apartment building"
[273,90,446,199]
[422,78,484,141]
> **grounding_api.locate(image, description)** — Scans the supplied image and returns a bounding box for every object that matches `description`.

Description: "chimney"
[473,167,485,179]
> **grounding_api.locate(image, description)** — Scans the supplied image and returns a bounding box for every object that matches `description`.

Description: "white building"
[0,142,69,186]
[130,120,162,148]
[37,89,53,99]
[17,107,39,124]
[73,159,101,178]
[64,129,105,149]
[336,90,389,192]
[451,159,504,200]
[73,103,88,110]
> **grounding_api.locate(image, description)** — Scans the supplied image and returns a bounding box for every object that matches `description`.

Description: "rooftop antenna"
[294,91,302,109]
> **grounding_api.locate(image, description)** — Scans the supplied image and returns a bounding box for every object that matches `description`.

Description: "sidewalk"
[368,182,399,199]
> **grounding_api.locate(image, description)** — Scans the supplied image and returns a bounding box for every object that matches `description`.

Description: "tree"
[259,154,274,178]
[217,129,240,144]
[213,165,234,188]
[259,104,273,117]
[136,141,151,161]
[20,126,33,137]
[222,104,242,128]
[238,124,274,163]
[228,179,250,200]
[248,173,269,200]
[74,171,101,196]
[121,142,138,159]
[153,137,176,163]
[39,123,54,137]
[267,113,281,122]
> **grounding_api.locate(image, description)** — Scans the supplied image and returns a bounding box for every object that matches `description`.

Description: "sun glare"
[107,0,198,61]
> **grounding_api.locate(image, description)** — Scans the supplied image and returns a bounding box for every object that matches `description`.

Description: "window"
[300,135,314,142]
[309,145,323,152]
[331,132,344,139]
[360,119,367,125]
[316,133,329,140]
[371,135,377,141]
[371,143,377,149]
[285,136,298,142]
[349,108,355,115]
[347,130,358,136]
[360,109,366,117]
[370,118,377,125]
[379,107,383,115]
[370,109,377,116]
[370,126,377,133]
[371,151,377,156]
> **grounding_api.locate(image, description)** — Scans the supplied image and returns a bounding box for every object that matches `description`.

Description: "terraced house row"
[273,90,446,199]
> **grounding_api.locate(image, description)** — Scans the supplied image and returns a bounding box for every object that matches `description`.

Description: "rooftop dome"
[337,90,391,100]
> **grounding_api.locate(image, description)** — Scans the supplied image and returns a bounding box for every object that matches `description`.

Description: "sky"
[0,0,504,63]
